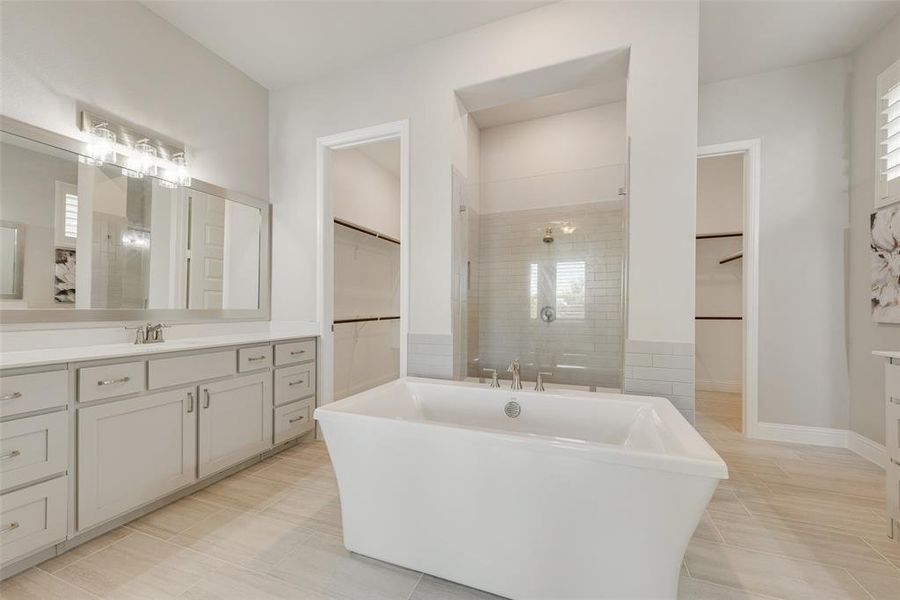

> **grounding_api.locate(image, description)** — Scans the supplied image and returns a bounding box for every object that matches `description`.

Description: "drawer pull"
[0,522,19,534]
[0,449,21,461]
[203,389,210,409]
[187,391,195,413]
[248,355,268,362]
[97,376,131,387]
[288,379,305,386]
[288,415,306,423]
[0,392,22,401]
[290,350,306,356]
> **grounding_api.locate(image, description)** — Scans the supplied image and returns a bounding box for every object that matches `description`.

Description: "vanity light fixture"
[165,152,191,188]
[123,138,157,179]
[86,122,116,165]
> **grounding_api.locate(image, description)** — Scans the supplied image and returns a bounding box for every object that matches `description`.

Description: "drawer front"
[274,363,316,406]
[0,412,68,492]
[239,346,273,372]
[274,340,315,366]
[0,370,68,418]
[0,476,67,566]
[274,400,313,445]
[148,350,236,390]
[79,362,145,403]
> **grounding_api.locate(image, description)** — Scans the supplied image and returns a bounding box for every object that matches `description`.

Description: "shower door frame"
[316,120,410,416]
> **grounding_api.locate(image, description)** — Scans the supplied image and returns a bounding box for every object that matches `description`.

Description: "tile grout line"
[44,569,103,599]
[860,536,900,573]
[36,528,135,576]
[405,572,425,600]
[844,567,878,600]
[682,574,786,600]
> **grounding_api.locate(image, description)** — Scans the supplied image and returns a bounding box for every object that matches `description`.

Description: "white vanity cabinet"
[77,387,198,530]
[886,360,899,540]
[198,372,272,478]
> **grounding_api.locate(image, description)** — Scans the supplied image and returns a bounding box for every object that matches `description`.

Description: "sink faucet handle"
[535,372,553,392]
[482,368,501,389]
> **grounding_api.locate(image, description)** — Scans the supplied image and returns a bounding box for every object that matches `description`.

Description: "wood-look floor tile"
[170,508,313,572]
[251,457,339,492]
[691,511,725,543]
[706,510,897,574]
[37,527,133,574]
[179,563,331,599]
[130,497,221,541]
[707,488,750,516]
[54,532,222,599]
[190,471,293,512]
[409,574,505,599]
[684,539,871,600]
[677,575,776,600]
[267,532,421,600]
[0,568,98,599]
[259,484,343,536]
[845,566,900,600]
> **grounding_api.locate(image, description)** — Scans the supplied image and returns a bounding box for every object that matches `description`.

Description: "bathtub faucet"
[507,359,523,390]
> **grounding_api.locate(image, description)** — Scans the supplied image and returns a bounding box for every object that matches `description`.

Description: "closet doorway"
[696,140,760,437]
[317,121,410,411]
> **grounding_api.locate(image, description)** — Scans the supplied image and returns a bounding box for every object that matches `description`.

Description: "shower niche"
[451,50,629,391]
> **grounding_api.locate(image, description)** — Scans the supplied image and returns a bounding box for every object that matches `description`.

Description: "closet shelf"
[718,251,743,265]
[334,315,400,324]
[334,217,400,245]
[696,316,742,320]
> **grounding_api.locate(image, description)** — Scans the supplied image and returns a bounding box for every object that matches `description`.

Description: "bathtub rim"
[315,377,729,480]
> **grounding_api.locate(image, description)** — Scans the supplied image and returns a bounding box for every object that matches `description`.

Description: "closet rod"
[696,232,742,240]
[334,315,401,324]
[695,316,742,320]
[334,218,401,245]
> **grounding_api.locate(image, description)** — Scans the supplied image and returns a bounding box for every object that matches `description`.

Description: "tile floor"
[2,390,897,599]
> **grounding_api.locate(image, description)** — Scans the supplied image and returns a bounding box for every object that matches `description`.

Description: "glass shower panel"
[462,165,626,390]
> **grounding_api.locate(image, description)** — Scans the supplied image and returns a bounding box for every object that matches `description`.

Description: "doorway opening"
[316,121,409,411]
[696,140,760,436]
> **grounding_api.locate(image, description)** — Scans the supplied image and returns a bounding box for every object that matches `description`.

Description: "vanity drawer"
[274,340,315,366]
[239,346,273,372]
[148,351,236,389]
[0,370,68,418]
[0,412,68,492]
[79,362,145,403]
[0,476,67,566]
[274,399,313,444]
[274,363,315,406]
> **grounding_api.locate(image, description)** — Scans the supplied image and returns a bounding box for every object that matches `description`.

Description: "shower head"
[542,227,554,243]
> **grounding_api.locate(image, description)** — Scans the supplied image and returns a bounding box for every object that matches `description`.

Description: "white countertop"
[0,323,320,370]
[873,350,900,360]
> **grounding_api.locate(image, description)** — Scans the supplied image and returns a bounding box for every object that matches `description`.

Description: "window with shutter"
[878,58,900,207]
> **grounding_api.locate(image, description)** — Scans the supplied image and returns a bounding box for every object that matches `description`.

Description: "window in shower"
[529,263,539,319]
[555,260,585,320]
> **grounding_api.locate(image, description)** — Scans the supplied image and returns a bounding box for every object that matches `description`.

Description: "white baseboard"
[696,380,742,393]
[753,422,886,468]
[847,431,887,468]
[755,422,848,447]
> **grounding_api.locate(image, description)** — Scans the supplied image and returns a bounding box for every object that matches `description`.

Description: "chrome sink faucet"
[507,359,523,390]
[129,322,169,344]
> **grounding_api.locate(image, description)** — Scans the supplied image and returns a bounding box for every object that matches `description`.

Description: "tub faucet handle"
[482,368,500,389]
[535,372,552,392]
[507,359,522,390]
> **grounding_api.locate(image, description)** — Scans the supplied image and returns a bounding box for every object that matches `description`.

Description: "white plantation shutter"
[878,58,900,207]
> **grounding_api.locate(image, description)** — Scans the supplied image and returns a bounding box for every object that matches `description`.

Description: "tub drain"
[504,401,521,418]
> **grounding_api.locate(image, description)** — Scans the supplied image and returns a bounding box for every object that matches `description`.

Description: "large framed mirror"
[0,116,270,324]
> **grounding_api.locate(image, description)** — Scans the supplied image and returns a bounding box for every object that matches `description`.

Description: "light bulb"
[87,123,116,165]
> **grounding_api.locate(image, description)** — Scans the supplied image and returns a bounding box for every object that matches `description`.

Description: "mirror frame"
[0,115,271,326]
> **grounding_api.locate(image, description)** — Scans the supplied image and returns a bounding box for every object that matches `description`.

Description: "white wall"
[699,57,852,429]
[848,14,900,445]
[270,1,700,349]
[697,154,743,235]
[1,1,268,200]
[331,146,401,239]
[479,102,625,214]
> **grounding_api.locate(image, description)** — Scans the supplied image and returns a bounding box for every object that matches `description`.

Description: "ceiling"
[143,1,549,90]
[146,1,900,92]
[700,1,900,84]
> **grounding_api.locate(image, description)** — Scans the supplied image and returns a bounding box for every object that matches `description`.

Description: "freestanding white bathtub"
[314,378,728,600]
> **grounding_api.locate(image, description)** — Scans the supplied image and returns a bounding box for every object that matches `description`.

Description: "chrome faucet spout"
[507,359,523,390]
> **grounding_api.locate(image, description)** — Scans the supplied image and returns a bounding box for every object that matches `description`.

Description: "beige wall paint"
[699,57,852,430]
[849,14,900,445]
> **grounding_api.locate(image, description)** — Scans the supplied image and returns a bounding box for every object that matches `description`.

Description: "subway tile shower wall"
[469,202,625,388]
[623,340,696,422]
